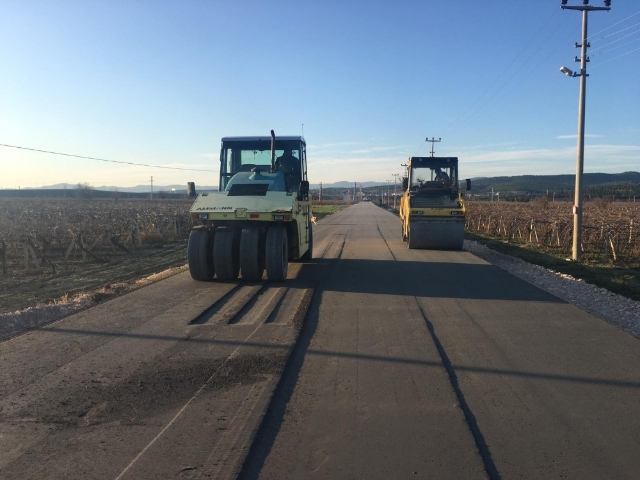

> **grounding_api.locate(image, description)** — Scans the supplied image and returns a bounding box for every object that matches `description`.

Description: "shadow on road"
[34,326,640,390]
[322,257,563,302]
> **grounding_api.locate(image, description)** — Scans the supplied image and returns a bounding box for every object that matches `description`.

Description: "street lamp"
[559,66,576,76]
[559,0,611,261]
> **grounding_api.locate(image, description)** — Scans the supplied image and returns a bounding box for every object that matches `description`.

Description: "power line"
[586,9,640,40]
[0,143,216,172]
[591,46,640,67]
[412,7,635,156]
[599,21,640,39]
[446,14,571,137]
[590,27,640,53]
[591,35,640,56]
[442,10,640,139]
[464,29,576,127]
[442,9,562,139]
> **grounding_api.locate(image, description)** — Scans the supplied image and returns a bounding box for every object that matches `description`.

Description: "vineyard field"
[466,200,640,266]
[0,198,194,313]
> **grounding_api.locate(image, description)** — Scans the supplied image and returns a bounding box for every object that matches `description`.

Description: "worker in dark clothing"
[276,148,299,174]
[434,167,450,185]
[276,147,301,192]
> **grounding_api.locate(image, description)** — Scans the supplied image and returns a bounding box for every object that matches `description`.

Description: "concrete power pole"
[392,173,400,209]
[150,176,154,200]
[560,0,611,261]
[426,137,441,157]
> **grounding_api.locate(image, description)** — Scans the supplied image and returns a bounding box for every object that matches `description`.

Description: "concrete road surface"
[1,202,639,480]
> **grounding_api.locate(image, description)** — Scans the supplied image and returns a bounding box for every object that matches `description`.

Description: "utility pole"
[425,137,441,157]
[319,182,323,204]
[560,0,611,261]
[392,173,400,209]
[150,176,154,200]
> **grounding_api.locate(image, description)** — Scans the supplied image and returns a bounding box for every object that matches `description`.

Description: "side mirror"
[402,177,408,191]
[298,180,310,200]
[466,179,471,191]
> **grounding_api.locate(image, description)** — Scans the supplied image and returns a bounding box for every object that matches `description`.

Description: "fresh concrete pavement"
[244,202,640,480]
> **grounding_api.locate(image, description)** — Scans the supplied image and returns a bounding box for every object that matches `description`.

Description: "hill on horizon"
[11,181,388,193]
[37,172,640,194]
[468,171,640,194]
[1,172,638,199]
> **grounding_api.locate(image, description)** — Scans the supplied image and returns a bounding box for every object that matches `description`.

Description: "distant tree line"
[0,187,190,200]
[468,172,640,195]
[583,183,640,201]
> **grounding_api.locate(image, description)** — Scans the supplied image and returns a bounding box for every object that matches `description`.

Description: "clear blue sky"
[1,0,638,189]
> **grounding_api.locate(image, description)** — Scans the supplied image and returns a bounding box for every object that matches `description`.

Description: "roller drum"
[408,218,464,250]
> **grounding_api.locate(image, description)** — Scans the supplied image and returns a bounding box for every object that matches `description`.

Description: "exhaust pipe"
[270,130,276,173]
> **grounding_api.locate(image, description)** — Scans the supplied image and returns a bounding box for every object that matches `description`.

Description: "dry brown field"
[0,198,194,313]
[466,199,640,266]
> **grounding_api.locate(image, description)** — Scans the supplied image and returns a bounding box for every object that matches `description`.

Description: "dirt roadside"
[1,242,187,313]
[0,242,189,340]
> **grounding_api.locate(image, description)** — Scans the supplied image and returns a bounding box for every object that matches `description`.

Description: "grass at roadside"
[467,232,640,301]
[312,204,349,220]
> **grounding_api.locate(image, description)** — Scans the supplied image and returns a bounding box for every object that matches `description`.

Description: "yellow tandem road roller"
[187,130,312,281]
[399,156,470,250]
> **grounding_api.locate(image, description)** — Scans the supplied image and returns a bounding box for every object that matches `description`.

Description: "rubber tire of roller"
[239,228,264,280]
[265,226,288,281]
[214,228,240,280]
[187,227,214,281]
